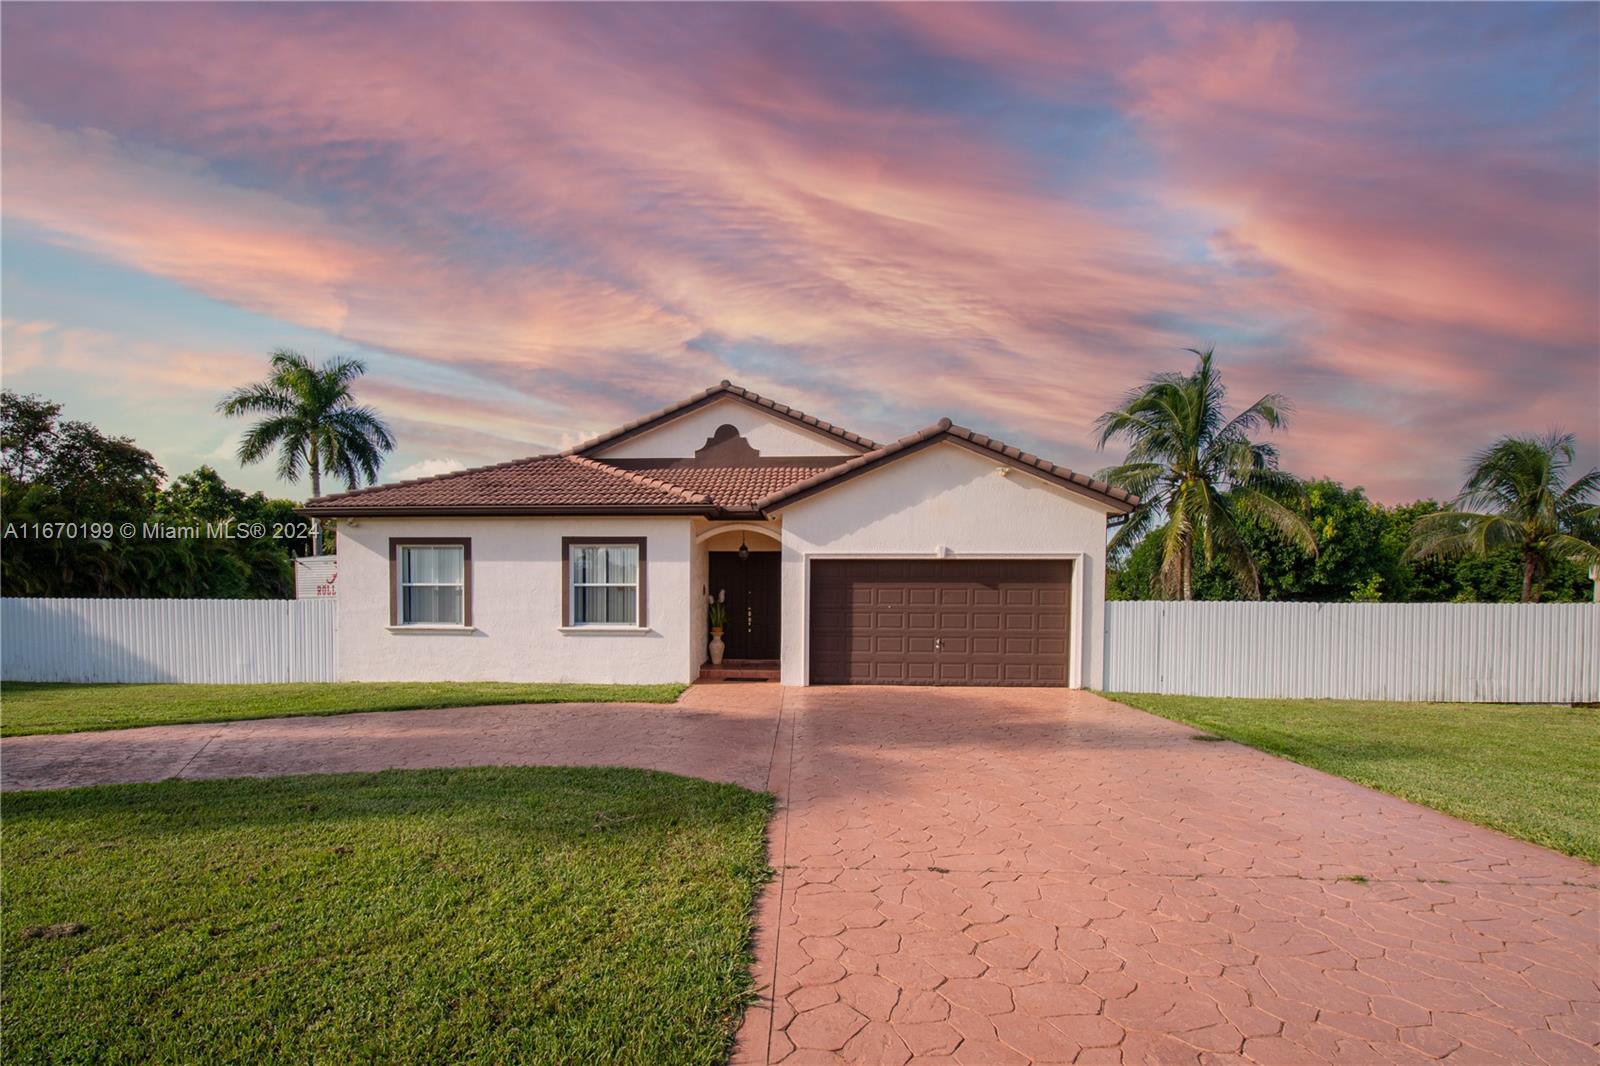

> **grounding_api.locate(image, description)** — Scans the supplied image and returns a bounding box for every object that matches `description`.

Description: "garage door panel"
[809,559,1071,686]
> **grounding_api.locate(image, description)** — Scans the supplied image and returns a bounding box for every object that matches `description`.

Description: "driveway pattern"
[734,688,1597,1066]
[0,687,780,792]
[4,686,1596,1064]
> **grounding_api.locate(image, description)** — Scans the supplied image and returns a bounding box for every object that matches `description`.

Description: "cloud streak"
[1,3,1594,502]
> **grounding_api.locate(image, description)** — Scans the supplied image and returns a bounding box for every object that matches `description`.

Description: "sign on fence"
[294,557,338,599]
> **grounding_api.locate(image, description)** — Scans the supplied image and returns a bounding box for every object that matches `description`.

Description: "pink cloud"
[1,4,1593,502]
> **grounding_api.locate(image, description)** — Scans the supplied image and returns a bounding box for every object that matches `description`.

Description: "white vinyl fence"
[1104,601,1599,703]
[1,598,337,683]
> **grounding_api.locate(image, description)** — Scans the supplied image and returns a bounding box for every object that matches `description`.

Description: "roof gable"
[567,382,875,458]
[755,420,1139,514]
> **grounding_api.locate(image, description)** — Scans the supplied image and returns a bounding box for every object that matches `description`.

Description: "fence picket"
[2,599,338,684]
[1104,602,1598,702]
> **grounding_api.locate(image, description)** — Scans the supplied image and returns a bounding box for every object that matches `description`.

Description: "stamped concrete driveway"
[4,686,1596,1064]
[734,687,1599,1066]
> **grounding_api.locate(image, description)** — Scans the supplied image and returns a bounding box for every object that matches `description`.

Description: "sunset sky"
[2,3,1595,503]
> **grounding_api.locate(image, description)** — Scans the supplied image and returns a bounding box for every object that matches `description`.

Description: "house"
[302,382,1138,687]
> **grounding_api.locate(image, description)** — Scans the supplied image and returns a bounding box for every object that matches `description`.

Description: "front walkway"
[0,685,781,792]
[3,686,1595,1063]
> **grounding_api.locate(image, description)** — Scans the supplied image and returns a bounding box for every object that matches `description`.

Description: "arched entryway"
[698,524,782,663]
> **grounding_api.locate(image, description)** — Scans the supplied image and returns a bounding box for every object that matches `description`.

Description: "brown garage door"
[809,559,1072,686]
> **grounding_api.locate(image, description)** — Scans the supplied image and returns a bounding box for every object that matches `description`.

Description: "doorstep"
[697,659,779,683]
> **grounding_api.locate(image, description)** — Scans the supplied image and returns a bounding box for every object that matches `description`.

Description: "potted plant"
[708,601,728,665]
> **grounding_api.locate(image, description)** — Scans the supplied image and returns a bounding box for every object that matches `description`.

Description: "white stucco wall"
[594,397,860,459]
[336,515,696,684]
[689,527,709,676]
[775,441,1116,688]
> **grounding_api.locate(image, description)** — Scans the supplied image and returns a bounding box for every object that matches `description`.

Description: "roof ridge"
[564,455,710,504]
[753,417,1138,512]
[306,452,558,505]
[561,381,877,456]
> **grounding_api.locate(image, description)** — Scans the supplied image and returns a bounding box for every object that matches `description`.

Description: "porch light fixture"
[738,533,750,561]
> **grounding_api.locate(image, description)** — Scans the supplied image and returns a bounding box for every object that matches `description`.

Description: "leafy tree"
[1380,501,1460,602]
[1407,432,1599,602]
[1,392,298,598]
[159,465,253,524]
[1110,485,1598,604]
[1095,347,1315,599]
[218,349,395,553]
[0,392,62,482]
[1201,480,1391,601]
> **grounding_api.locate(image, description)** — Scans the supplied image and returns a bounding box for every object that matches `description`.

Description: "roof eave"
[298,504,718,519]
[756,427,1139,515]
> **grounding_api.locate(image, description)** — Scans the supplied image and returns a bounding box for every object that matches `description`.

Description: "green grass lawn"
[1106,693,1600,864]
[3,767,773,1064]
[0,681,688,737]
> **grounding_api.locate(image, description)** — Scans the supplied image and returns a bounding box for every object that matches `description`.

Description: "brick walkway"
[4,686,1596,1063]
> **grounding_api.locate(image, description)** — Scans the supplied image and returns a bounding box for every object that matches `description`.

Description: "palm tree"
[1094,347,1315,599]
[218,349,395,553]
[1406,432,1599,603]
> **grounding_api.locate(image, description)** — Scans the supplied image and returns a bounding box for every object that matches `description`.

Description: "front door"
[709,551,781,660]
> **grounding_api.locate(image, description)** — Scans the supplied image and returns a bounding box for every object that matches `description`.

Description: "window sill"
[557,625,653,635]
[387,624,477,634]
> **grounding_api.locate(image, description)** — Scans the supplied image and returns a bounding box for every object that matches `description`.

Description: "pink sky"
[2,3,1595,502]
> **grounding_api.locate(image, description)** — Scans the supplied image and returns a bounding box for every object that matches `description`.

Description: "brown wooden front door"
[709,551,781,661]
[809,558,1072,686]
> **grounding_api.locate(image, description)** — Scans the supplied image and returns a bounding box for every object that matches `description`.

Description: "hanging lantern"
[738,533,750,561]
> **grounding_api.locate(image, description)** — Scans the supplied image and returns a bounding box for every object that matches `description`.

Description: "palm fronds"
[1096,347,1314,599]
[1407,431,1600,601]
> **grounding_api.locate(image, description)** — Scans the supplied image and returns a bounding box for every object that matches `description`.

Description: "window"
[390,539,470,626]
[564,538,645,626]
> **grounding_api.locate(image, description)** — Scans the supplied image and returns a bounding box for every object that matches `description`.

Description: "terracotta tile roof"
[618,466,836,512]
[755,419,1140,513]
[300,388,1138,519]
[563,381,877,456]
[302,454,711,515]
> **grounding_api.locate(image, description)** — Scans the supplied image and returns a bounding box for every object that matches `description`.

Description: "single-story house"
[302,382,1138,687]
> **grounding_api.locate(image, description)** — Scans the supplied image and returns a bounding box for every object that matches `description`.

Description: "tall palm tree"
[1095,347,1315,599]
[218,349,395,553]
[1406,432,1599,603]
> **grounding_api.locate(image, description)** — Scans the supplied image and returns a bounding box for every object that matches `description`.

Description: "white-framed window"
[395,542,467,626]
[566,540,643,626]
